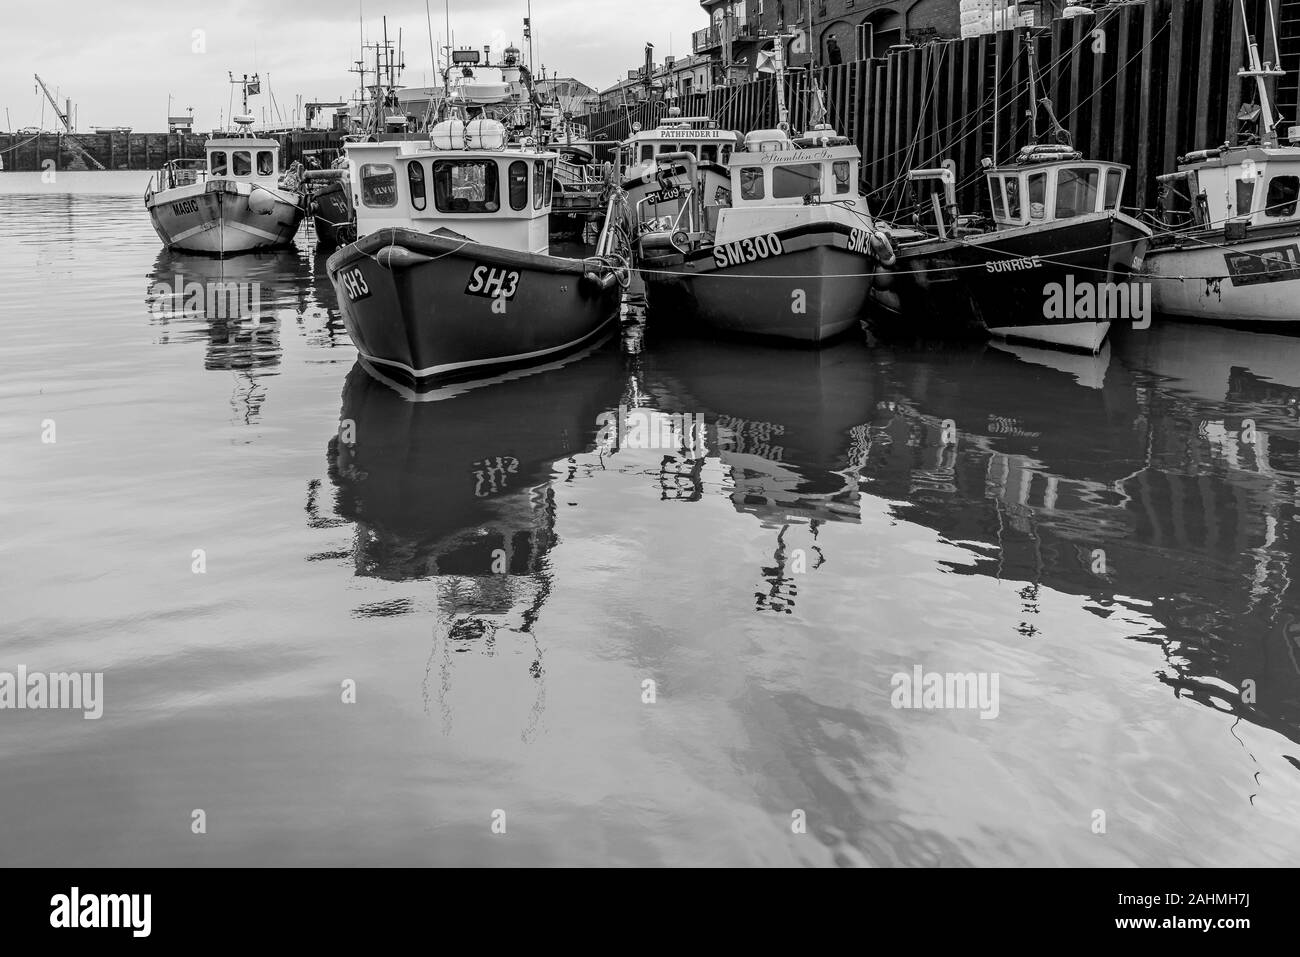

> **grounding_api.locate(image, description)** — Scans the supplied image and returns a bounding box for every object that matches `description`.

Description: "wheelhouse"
[348,120,557,254]
[1158,146,1300,230]
[727,128,861,208]
[985,157,1128,228]
[205,138,282,184]
[617,114,740,181]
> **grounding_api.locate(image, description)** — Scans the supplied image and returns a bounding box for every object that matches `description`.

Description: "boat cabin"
[1159,145,1300,231]
[204,137,283,185]
[618,113,740,182]
[348,119,557,254]
[985,149,1128,228]
[727,127,862,207]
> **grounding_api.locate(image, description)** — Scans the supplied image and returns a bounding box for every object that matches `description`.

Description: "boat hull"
[1144,228,1300,326]
[309,180,356,248]
[326,228,623,392]
[870,212,1150,353]
[146,180,304,254]
[642,225,875,343]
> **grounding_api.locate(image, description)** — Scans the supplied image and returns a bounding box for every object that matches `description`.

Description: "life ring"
[868,230,897,268]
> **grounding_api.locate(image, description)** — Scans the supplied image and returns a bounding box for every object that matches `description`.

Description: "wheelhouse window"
[832,161,851,195]
[989,176,1005,218]
[1027,172,1046,219]
[1265,175,1299,217]
[232,151,252,176]
[508,160,529,211]
[209,151,228,176]
[720,145,733,165]
[772,163,821,199]
[1236,179,1255,215]
[408,161,427,211]
[544,160,555,205]
[360,163,398,207]
[433,160,500,213]
[739,166,765,200]
[680,144,698,157]
[533,159,546,210]
[1004,175,1022,218]
[257,151,275,176]
[1103,168,1122,210]
[1055,167,1100,218]
[701,145,718,163]
[640,144,654,162]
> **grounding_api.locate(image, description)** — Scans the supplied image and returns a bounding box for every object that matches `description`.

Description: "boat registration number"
[644,185,683,205]
[338,267,372,302]
[712,233,784,269]
[466,265,521,301]
[1224,243,1300,286]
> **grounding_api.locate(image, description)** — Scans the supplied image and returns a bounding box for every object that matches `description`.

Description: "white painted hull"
[1145,234,1300,324]
[987,319,1112,353]
[146,180,304,254]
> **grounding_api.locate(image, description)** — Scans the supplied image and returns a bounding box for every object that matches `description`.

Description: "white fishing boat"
[144,75,306,255]
[1144,0,1300,325]
[633,37,887,342]
[615,110,740,228]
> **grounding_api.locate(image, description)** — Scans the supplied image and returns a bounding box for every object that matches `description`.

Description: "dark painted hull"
[326,228,622,392]
[309,181,355,248]
[868,212,1150,353]
[641,223,876,343]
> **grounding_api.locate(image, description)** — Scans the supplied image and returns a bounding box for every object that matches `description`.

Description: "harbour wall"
[574,0,1298,217]
[0,130,345,174]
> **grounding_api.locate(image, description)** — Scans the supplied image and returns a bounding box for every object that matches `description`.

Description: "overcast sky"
[1,0,704,131]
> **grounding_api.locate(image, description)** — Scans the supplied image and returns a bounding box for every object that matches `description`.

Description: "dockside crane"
[33,73,106,170]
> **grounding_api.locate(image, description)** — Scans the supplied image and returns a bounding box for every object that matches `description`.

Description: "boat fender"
[248,188,277,216]
[1179,148,1222,164]
[868,231,897,268]
[375,245,435,269]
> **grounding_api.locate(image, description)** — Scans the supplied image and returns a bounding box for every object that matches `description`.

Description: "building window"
[360,163,398,207]
[508,160,529,211]
[433,160,499,213]
[1265,175,1299,217]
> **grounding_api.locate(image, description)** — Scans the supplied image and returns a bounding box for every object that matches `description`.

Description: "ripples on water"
[4,174,1300,866]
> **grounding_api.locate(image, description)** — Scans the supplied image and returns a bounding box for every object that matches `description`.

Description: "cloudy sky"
[1,0,703,131]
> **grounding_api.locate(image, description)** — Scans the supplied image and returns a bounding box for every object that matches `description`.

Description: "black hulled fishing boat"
[868,38,1152,353]
[325,116,629,392]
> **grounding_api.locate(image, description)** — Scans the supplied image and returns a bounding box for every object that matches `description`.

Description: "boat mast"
[772,34,791,131]
[1237,0,1286,146]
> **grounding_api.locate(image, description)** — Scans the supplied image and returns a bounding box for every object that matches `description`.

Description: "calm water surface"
[4,172,1300,866]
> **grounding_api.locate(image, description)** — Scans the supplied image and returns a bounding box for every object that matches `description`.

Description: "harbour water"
[4,174,1300,866]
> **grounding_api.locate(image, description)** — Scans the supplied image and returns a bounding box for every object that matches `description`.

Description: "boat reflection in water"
[327,344,625,737]
[320,315,1300,862]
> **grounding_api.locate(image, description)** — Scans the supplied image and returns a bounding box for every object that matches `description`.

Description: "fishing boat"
[869,39,1151,353]
[144,76,306,255]
[632,37,887,342]
[325,116,630,392]
[616,109,741,224]
[1143,0,1300,326]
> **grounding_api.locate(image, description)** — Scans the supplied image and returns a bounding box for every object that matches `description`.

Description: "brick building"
[693,0,964,80]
